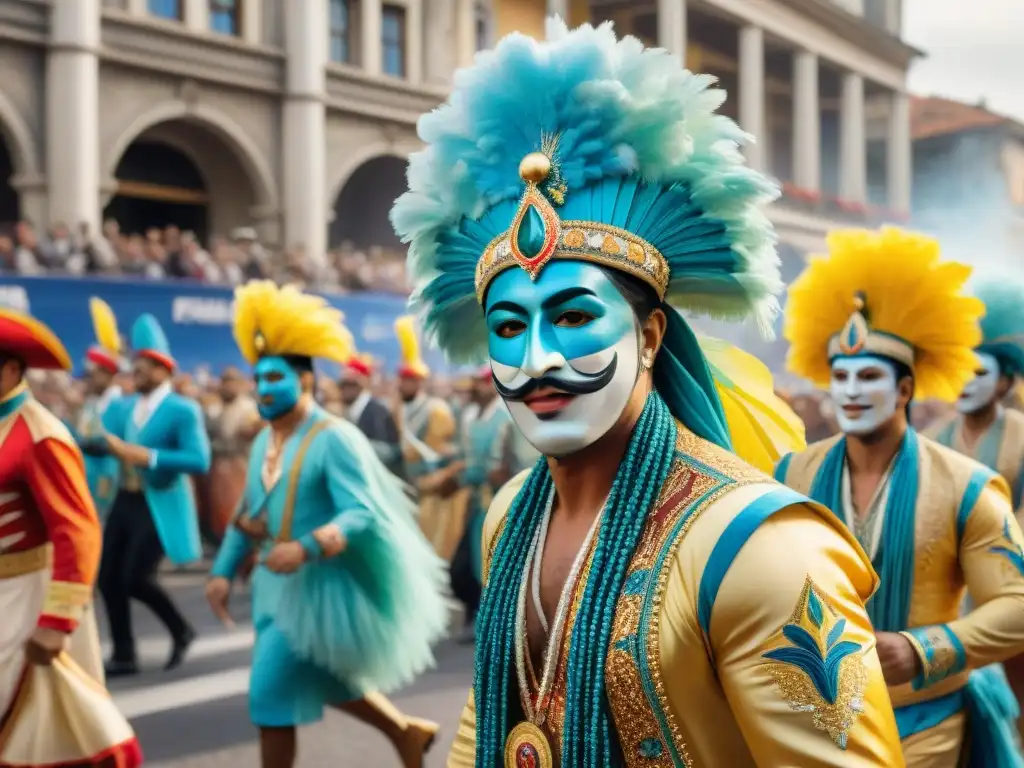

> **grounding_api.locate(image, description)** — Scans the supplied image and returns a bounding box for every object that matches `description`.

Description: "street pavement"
[97,568,473,767]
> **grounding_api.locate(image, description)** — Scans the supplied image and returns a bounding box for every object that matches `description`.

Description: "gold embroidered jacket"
[777,432,1024,755]
[448,426,904,767]
[927,408,1024,516]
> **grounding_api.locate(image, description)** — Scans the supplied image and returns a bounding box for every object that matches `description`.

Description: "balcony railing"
[777,181,909,225]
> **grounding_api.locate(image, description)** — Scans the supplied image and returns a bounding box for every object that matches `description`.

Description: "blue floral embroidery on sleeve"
[760,577,868,749]
[989,519,1024,576]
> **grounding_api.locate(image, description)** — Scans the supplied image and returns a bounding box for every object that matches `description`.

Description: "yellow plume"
[784,227,983,402]
[699,334,806,473]
[89,297,121,356]
[395,315,430,377]
[232,280,353,365]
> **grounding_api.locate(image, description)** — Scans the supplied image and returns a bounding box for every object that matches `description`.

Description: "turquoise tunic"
[69,388,122,523]
[212,406,448,728]
[459,399,510,582]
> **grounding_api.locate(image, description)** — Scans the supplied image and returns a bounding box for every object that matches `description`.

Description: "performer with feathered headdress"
[776,228,1024,767]
[928,280,1024,513]
[207,281,447,768]
[392,315,462,559]
[392,18,901,766]
[68,297,124,524]
[925,279,1024,747]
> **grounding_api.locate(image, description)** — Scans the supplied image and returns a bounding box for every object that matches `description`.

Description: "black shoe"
[165,628,196,671]
[105,659,139,678]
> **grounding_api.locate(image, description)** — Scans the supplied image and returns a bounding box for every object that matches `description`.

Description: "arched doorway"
[329,155,407,251]
[104,141,209,239]
[0,133,18,227]
[104,114,269,243]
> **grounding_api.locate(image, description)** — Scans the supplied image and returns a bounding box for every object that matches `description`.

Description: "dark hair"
[599,266,661,323]
[891,359,915,419]
[0,354,25,376]
[280,354,314,373]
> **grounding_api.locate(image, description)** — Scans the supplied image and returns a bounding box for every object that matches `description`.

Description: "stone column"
[455,0,476,69]
[840,71,867,204]
[406,0,423,83]
[184,0,209,31]
[47,0,100,232]
[738,25,765,170]
[657,0,686,62]
[242,0,262,43]
[126,0,146,14]
[887,89,911,215]
[548,0,569,20]
[283,0,328,261]
[362,0,383,75]
[792,50,820,192]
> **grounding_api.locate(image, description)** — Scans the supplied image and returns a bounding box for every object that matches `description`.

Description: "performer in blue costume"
[393,18,903,767]
[99,312,211,676]
[207,280,448,768]
[70,298,124,524]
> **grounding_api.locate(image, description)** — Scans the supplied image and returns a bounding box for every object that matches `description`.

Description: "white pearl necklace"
[515,490,604,725]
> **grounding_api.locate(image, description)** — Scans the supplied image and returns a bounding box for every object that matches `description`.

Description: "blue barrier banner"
[0,276,457,377]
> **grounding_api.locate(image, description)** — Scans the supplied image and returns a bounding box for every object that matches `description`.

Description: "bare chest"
[524,514,595,674]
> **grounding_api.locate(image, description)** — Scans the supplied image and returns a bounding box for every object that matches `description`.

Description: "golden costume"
[390,18,904,767]
[777,227,1024,767]
[394,316,462,559]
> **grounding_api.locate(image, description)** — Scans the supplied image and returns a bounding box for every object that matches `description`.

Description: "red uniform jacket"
[0,382,101,633]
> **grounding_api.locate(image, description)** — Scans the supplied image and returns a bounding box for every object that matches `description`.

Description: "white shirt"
[133,380,171,429]
[96,385,122,416]
[346,389,372,424]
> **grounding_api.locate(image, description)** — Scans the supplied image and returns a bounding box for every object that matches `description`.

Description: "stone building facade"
[0,0,919,264]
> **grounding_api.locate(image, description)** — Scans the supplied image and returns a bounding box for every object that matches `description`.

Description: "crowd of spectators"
[0,218,410,294]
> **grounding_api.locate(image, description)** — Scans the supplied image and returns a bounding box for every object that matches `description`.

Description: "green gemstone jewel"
[515,205,547,260]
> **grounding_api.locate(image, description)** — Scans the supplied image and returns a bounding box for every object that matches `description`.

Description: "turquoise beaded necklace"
[473,393,678,767]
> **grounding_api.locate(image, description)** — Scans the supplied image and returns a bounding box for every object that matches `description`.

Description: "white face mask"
[829,355,901,436]
[485,262,643,458]
[957,351,1001,415]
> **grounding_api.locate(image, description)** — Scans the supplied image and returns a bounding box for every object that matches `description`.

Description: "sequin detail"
[604,427,765,767]
[761,577,868,749]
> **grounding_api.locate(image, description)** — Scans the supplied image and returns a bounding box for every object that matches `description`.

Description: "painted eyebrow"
[487,286,596,317]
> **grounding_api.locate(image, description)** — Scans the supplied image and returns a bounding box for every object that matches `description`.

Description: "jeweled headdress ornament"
[391,18,783,365]
[784,227,984,402]
[232,280,353,364]
[974,280,1024,377]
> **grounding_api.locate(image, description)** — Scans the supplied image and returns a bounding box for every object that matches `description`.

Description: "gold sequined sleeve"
[909,475,1024,681]
[697,503,903,766]
[446,469,528,767]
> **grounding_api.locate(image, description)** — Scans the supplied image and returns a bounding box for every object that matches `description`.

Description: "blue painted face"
[485,261,643,457]
[253,356,302,421]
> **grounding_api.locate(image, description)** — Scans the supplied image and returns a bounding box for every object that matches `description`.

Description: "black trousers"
[98,490,192,662]
[450,524,481,623]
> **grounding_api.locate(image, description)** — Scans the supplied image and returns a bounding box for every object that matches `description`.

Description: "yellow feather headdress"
[395,315,430,378]
[89,297,121,356]
[232,280,353,365]
[784,227,983,402]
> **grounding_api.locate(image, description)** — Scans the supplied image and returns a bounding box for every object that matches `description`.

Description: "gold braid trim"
[42,580,93,622]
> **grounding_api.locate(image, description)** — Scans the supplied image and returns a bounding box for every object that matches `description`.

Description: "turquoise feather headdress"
[976,281,1024,377]
[391,17,782,364]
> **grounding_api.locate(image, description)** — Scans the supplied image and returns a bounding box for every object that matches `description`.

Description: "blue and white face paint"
[484,261,643,457]
[829,355,900,436]
[253,356,302,421]
[957,351,1001,415]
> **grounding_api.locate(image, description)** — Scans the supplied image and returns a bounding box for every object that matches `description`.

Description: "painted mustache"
[493,354,618,401]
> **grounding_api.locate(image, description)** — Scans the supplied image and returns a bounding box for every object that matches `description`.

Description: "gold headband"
[472,148,670,303]
[827,293,915,368]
